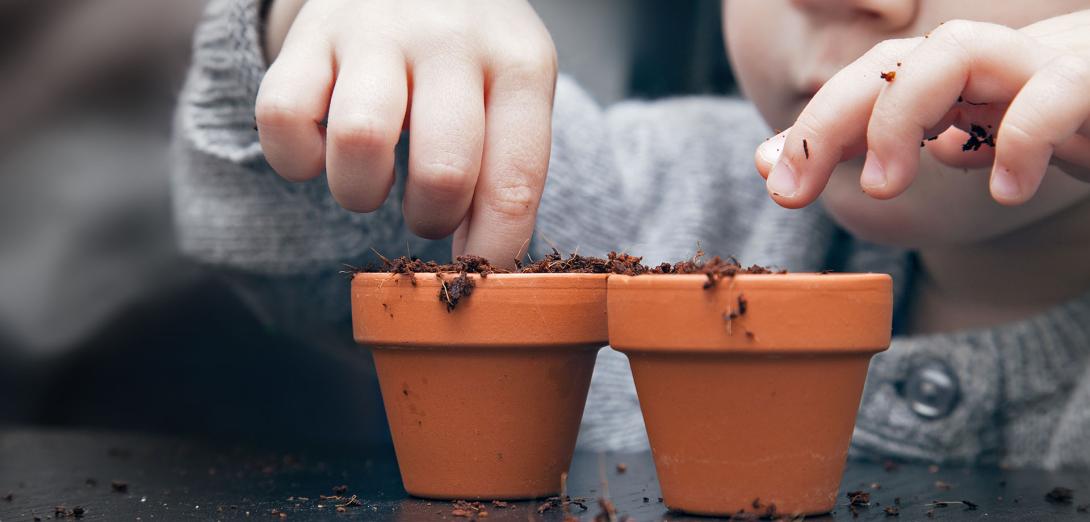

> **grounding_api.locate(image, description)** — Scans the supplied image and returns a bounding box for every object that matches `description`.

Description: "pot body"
[352,273,608,499]
[608,274,892,517]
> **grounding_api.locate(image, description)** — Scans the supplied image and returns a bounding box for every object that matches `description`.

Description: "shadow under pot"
[351,272,608,500]
[607,273,892,517]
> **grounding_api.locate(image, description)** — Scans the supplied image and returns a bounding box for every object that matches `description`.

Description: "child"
[173,0,1090,468]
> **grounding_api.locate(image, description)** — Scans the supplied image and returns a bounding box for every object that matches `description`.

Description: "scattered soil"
[536,495,589,514]
[518,249,623,274]
[927,500,978,511]
[884,505,900,516]
[847,490,871,506]
[53,506,85,518]
[437,272,474,312]
[349,249,781,310]
[749,497,779,518]
[336,495,361,508]
[1045,486,1074,504]
[594,496,617,521]
[652,250,782,289]
[451,500,489,518]
[962,123,996,152]
[352,249,779,281]
[349,252,501,311]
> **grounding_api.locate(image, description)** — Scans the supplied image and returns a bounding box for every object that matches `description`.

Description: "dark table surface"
[2,429,1089,521]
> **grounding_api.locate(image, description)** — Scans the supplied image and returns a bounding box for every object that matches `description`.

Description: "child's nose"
[789,0,917,32]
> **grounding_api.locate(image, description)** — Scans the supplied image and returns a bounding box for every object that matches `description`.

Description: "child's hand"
[255,0,557,266]
[755,11,1090,208]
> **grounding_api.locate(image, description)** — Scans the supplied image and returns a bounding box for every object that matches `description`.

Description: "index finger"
[758,37,920,208]
[865,21,1051,201]
[458,66,554,268]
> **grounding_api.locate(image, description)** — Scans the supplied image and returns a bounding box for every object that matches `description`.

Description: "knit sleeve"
[172,0,448,276]
[177,0,266,165]
[171,0,447,353]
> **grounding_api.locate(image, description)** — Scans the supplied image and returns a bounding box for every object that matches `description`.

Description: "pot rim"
[608,272,889,285]
[607,272,893,355]
[352,271,609,289]
[352,272,609,348]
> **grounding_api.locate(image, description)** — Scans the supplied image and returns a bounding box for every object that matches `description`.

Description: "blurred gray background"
[0,0,733,444]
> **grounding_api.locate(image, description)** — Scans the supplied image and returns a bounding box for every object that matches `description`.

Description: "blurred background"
[0,0,735,444]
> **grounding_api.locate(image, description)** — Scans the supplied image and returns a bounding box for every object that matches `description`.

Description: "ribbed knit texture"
[172,0,1090,468]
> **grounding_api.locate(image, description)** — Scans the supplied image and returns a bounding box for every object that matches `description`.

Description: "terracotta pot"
[351,272,607,499]
[607,273,892,517]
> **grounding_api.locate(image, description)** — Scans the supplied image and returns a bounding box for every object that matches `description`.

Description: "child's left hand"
[755,10,1090,208]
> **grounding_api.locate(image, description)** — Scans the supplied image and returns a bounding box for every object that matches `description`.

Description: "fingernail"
[767,160,799,197]
[990,166,1021,201]
[757,132,788,166]
[860,151,888,190]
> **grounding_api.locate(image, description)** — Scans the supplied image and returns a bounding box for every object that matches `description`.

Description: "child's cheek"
[724,2,805,131]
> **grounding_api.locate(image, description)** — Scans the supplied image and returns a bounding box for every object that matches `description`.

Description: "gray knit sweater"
[173,0,1090,468]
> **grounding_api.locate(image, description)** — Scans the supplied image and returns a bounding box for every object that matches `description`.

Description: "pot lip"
[352,271,609,289]
[617,345,886,356]
[609,272,891,288]
[608,273,892,355]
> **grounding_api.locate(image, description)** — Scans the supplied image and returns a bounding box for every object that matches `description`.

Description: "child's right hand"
[255,0,558,267]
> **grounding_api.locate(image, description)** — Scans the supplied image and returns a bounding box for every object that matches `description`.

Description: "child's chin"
[821,186,966,249]
[825,206,928,248]
[820,163,996,249]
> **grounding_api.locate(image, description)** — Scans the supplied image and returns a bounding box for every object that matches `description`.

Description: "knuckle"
[413,158,476,199]
[870,102,921,144]
[497,44,558,84]
[1000,117,1043,149]
[792,112,827,143]
[255,95,308,129]
[869,38,911,60]
[930,19,978,50]
[484,179,539,220]
[328,116,398,151]
[789,112,841,160]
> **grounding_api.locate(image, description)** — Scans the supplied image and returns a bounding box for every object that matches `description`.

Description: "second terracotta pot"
[607,273,892,517]
[352,272,607,500]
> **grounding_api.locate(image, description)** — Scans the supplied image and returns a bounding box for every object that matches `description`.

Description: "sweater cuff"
[179,0,267,164]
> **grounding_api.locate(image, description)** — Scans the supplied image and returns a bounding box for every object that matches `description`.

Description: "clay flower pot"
[351,272,607,499]
[607,273,892,517]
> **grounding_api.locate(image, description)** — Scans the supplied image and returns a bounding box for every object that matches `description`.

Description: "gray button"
[902,360,960,420]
